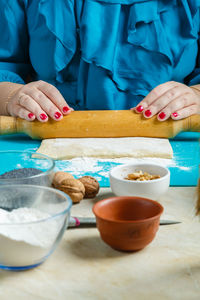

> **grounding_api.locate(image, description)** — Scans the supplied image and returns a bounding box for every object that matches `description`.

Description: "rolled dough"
[36,137,173,160]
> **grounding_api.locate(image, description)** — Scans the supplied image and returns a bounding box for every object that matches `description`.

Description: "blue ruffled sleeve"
[186,39,200,85]
[0,0,32,84]
[184,6,200,86]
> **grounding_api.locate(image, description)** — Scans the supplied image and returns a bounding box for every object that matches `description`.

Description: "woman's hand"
[133,81,200,121]
[7,80,73,122]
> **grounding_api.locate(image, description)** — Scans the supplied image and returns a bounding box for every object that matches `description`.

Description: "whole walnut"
[78,176,100,198]
[52,171,85,203]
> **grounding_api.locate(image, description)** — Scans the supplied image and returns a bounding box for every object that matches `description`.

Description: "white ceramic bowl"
[109,163,170,200]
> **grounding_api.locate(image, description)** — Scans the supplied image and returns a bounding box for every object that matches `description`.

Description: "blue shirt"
[0,0,200,110]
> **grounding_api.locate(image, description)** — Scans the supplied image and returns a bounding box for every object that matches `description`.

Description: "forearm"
[0,82,23,115]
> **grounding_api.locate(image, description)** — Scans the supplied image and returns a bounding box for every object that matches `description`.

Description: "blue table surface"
[0,132,199,187]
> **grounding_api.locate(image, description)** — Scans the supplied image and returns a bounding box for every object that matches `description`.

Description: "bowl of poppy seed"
[0,151,55,186]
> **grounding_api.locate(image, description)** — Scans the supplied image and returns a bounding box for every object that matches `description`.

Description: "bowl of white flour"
[0,184,72,271]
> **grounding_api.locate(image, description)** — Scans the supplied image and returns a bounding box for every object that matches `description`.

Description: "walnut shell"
[78,176,100,198]
[52,171,74,185]
[52,172,85,203]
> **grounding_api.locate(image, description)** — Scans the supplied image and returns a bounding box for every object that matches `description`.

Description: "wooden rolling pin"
[0,111,199,139]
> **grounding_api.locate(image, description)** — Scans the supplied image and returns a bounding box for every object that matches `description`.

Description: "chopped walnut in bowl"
[125,170,160,181]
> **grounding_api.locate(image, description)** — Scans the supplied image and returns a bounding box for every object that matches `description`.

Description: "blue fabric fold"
[127,2,174,66]
[0,0,30,84]
[76,0,200,99]
[0,0,200,109]
[36,0,77,83]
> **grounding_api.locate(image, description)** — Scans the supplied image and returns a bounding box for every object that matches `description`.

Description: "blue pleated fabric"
[0,0,200,110]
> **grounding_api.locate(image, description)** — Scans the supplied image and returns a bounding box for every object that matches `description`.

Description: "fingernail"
[28,113,34,119]
[136,105,144,113]
[40,113,47,120]
[63,106,70,113]
[54,112,62,119]
[158,112,166,120]
[144,110,152,117]
[172,112,178,118]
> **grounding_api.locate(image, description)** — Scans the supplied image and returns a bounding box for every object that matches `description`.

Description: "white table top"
[0,187,200,300]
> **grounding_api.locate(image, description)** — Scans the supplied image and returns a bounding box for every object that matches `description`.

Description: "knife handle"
[69,217,96,228]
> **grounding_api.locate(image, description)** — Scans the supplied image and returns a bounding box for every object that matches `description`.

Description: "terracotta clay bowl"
[93,196,164,252]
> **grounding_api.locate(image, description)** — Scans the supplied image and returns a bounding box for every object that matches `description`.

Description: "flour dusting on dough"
[37,137,173,160]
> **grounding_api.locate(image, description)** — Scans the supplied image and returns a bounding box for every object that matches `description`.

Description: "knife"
[68,216,181,229]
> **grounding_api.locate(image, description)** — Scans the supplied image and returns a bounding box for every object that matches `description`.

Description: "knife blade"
[68,216,181,229]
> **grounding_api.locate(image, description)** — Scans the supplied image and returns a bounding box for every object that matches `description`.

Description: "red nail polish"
[172,112,178,118]
[136,105,144,113]
[158,112,166,120]
[28,113,34,119]
[63,106,70,113]
[144,110,152,117]
[40,113,47,120]
[54,112,62,119]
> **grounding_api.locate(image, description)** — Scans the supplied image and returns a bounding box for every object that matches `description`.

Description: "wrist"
[0,82,24,115]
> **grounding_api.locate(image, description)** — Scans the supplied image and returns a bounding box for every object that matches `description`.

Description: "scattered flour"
[55,157,174,178]
[176,166,191,171]
[55,156,192,183]
[0,208,63,267]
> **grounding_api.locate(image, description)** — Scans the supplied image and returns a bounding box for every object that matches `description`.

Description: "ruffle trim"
[37,0,200,92]
[38,0,77,83]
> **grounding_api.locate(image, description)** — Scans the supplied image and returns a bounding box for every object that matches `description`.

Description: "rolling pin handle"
[0,116,18,135]
[189,114,200,132]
